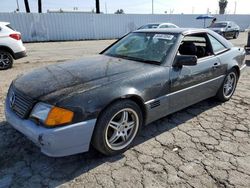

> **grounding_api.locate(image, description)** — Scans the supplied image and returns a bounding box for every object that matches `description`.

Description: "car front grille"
[8,86,35,119]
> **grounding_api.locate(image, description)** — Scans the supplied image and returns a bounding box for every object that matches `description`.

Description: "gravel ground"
[0,33,250,188]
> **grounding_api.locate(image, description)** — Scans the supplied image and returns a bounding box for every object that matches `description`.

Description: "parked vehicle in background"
[0,22,26,70]
[208,21,240,39]
[138,23,179,30]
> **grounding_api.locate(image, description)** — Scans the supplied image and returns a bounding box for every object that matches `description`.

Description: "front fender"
[55,84,145,123]
[53,66,169,124]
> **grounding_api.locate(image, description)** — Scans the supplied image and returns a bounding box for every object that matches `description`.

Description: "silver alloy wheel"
[223,72,237,98]
[0,52,12,69]
[105,108,139,151]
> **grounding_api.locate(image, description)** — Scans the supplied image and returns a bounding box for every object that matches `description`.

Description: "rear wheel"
[216,69,238,102]
[92,100,143,156]
[0,50,13,70]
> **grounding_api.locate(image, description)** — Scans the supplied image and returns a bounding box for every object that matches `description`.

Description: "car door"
[168,33,226,114]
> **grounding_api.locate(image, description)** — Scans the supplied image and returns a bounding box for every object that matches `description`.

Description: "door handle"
[212,62,221,69]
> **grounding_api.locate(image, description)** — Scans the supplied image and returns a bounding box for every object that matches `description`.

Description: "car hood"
[13,55,152,100]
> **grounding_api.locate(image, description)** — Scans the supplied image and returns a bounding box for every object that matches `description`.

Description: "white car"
[138,23,179,30]
[0,22,26,70]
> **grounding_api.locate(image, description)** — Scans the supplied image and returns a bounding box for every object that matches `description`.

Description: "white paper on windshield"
[154,34,174,40]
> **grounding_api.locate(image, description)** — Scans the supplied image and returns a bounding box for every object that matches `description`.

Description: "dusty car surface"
[208,21,240,39]
[5,28,246,157]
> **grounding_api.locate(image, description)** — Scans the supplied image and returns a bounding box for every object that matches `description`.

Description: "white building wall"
[0,13,249,42]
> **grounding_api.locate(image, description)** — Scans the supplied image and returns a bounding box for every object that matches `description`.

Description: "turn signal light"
[45,106,74,127]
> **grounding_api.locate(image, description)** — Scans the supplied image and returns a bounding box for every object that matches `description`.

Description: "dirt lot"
[0,33,250,188]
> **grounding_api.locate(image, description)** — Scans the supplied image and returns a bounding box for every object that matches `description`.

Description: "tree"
[114,9,125,14]
[96,0,100,14]
[38,0,42,13]
[24,0,30,13]
[219,0,228,14]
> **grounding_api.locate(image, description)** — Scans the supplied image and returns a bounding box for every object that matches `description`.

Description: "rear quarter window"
[6,24,16,31]
[208,34,227,54]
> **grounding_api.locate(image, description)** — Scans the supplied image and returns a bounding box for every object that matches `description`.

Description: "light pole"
[16,0,20,11]
[234,1,237,14]
[105,2,107,14]
[152,0,154,14]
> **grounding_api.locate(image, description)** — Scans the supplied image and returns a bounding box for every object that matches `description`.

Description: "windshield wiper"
[136,58,160,65]
[106,54,160,65]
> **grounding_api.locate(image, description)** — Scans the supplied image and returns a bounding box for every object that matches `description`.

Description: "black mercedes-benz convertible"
[5,28,246,157]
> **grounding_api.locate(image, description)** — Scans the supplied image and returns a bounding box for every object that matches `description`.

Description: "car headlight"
[30,102,74,127]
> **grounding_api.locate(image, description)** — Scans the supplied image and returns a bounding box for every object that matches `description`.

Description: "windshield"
[139,24,160,29]
[103,32,178,64]
[159,24,177,28]
[209,22,227,28]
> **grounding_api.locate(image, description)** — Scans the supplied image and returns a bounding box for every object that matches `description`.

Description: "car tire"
[233,31,239,39]
[0,50,13,70]
[92,99,143,156]
[216,69,238,102]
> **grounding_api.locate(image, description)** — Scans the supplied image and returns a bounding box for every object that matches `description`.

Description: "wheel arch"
[98,94,147,126]
[230,65,240,77]
[0,45,14,58]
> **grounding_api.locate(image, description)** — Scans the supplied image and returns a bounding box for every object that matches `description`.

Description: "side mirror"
[173,55,197,67]
[228,25,231,28]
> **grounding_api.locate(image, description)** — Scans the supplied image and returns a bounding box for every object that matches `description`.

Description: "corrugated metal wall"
[0,13,249,42]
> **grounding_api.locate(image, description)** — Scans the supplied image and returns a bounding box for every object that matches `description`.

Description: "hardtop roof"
[135,28,210,35]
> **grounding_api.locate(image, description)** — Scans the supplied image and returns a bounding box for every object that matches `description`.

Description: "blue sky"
[0,0,249,14]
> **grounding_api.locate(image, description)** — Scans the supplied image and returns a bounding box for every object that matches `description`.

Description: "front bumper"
[5,99,96,157]
[212,29,223,35]
[240,64,247,72]
[217,31,225,37]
